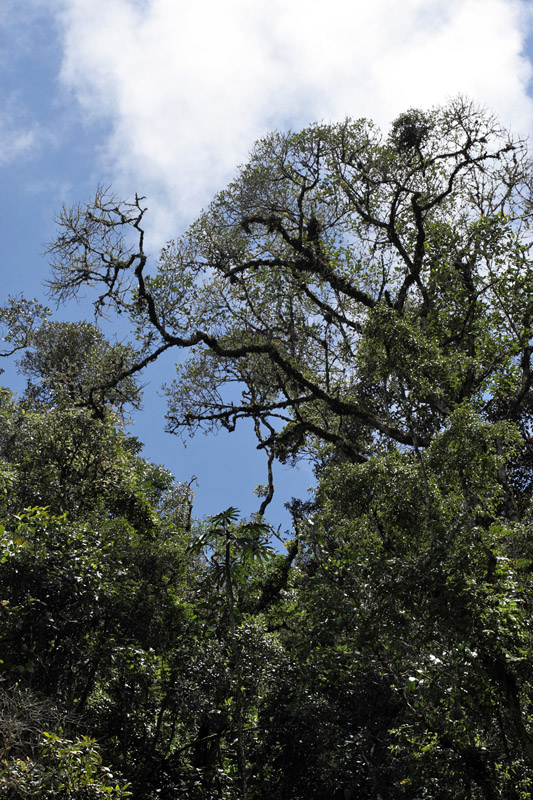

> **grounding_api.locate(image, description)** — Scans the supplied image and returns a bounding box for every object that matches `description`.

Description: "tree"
[45,98,531,481]
[0,296,50,363]
[0,316,183,522]
[0,479,196,798]
[278,408,533,798]
[0,389,150,520]
[17,319,142,419]
[189,508,273,799]
[0,324,200,798]
[17,97,533,796]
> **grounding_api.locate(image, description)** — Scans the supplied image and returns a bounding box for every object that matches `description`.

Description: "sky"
[2,0,533,529]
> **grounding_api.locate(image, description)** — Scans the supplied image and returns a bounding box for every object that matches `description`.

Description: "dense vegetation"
[2,98,533,798]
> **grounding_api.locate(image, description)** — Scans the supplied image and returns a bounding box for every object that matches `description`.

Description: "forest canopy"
[1,97,533,798]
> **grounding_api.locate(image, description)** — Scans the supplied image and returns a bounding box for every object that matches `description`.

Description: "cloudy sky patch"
[52,0,533,241]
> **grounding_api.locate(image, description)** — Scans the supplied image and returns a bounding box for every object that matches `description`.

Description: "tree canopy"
[2,97,533,798]
[46,98,532,477]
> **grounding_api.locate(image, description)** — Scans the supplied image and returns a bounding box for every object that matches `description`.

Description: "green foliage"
[18,320,142,418]
[0,733,131,799]
[3,98,533,798]
[0,391,178,526]
[0,297,50,360]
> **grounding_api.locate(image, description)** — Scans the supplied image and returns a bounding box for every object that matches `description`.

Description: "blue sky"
[2,0,533,529]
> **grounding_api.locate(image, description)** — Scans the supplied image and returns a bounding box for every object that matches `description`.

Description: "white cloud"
[55,0,533,243]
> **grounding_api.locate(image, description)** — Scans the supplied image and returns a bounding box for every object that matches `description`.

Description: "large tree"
[46,98,532,487]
